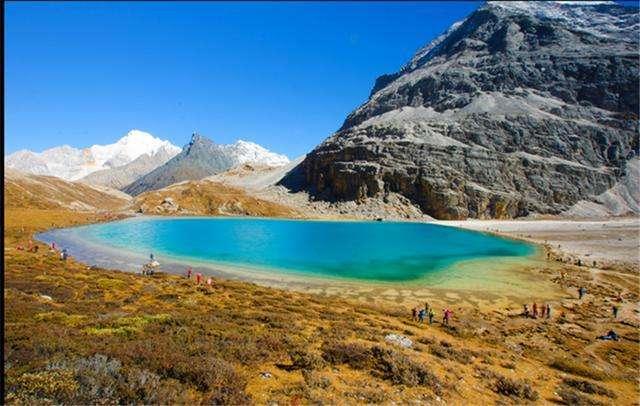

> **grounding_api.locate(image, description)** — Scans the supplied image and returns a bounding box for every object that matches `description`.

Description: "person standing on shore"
[540,304,546,318]
[412,307,418,322]
[612,305,619,319]
[418,308,426,324]
[523,304,530,318]
[579,287,586,299]
[533,303,538,318]
[546,304,551,319]
[443,309,452,326]
[186,267,192,279]
[428,308,434,325]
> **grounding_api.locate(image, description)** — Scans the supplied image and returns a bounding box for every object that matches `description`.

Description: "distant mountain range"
[78,147,179,190]
[122,134,289,196]
[282,0,639,219]
[5,130,181,181]
[6,130,290,196]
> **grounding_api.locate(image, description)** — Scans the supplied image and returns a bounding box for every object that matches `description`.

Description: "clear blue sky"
[5,1,481,157]
[5,1,636,157]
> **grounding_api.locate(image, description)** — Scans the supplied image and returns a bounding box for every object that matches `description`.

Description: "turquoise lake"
[37,217,536,282]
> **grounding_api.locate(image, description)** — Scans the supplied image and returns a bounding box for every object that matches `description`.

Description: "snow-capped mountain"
[5,130,182,181]
[122,134,290,196]
[223,140,290,167]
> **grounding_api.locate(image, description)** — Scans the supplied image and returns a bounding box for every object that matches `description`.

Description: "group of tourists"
[16,240,41,253]
[411,303,452,326]
[522,303,552,319]
[16,240,67,260]
[185,266,214,288]
[139,254,213,287]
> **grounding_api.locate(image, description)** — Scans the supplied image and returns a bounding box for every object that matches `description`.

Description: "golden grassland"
[132,180,302,218]
[4,204,640,404]
[4,170,130,212]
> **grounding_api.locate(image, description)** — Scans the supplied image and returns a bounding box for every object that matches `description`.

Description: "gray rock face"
[123,134,236,196]
[282,1,639,219]
[79,147,178,190]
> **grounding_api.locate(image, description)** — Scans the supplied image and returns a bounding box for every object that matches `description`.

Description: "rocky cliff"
[282,1,639,219]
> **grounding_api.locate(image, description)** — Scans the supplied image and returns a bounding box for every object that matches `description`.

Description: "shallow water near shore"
[35,216,554,296]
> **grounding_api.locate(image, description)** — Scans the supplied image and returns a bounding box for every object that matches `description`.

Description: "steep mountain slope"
[4,130,181,181]
[123,134,290,196]
[4,169,130,211]
[122,134,236,196]
[564,157,639,217]
[282,1,639,219]
[79,147,177,190]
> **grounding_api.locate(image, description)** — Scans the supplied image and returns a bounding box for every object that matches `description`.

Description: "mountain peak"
[190,132,202,143]
[287,0,638,219]
[5,130,181,181]
[123,133,290,195]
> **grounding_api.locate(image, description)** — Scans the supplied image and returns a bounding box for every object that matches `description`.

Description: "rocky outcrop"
[281,1,639,219]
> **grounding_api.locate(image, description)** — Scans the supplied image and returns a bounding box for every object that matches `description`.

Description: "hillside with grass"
[4,169,130,212]
[132,179,301,218]
[4,203,639,404]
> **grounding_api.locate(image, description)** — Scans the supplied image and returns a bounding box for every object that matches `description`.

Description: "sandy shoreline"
[35,215,585,308]
[437,217,640,267]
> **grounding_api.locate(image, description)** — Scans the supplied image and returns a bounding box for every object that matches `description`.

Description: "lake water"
[37,216,536,283]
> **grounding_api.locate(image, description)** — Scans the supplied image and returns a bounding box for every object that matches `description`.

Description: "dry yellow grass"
[4,201,639,403]
[4,170,130,211]
[132,179,301,218]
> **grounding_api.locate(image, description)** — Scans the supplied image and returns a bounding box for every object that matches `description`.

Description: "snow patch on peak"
[5,129,181,181]
[224,140,290,167]
[486,1,635,40]
[553,1,614,5]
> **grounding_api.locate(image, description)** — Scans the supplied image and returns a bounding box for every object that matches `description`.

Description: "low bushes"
[562,378,616,398]
[429,341,475,365]
[557,386,605,406]
[321,341,441,391]
[494,375,539,401]
[549,358,607,381]
[11,370,79,403]
[321,342,375,369]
